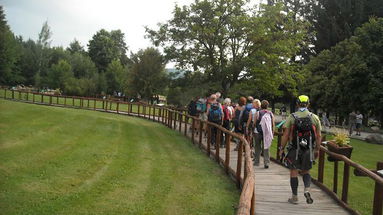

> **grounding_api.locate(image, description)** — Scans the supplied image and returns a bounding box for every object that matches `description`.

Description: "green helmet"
[297,95,309,104]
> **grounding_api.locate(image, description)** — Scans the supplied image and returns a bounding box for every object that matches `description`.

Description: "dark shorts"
[285,148,313,171]
[356,123,362,129]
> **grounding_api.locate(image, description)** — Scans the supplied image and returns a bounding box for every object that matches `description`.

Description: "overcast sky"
[2,0,262,54]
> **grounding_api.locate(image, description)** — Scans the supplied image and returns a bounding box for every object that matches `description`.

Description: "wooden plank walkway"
[125,111,350,215]
[6,99,350,214]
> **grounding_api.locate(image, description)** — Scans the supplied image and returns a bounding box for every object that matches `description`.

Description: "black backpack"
[291,113,316,150]
[255,109,271,135]
[240,103,253,126]
[188,101,197,116]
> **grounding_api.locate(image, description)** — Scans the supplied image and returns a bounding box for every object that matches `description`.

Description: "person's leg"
[211,125,216,148]
[289,169,299,204]
[263,147,270,168]
[253,133,261,165]
[301,150,314,204]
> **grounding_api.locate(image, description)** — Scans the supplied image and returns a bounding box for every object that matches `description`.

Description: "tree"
[88,29,128,72]
[146,0,307,97]
[0,6,22,85]
[127,48,168,102]
[35,21,53,88]
[105,59,126,94]
[67,39,85,54]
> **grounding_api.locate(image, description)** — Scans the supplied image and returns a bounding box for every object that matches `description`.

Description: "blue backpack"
[196,100,206,112]
[208,103,222,123]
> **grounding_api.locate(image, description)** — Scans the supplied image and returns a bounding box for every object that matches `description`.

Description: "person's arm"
[279,116,291,157]
[247,111,252,128]
[272,113,275,134]
[220,103,224,124]
[206,103,211,116]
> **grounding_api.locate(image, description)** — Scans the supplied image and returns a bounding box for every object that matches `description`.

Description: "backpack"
[291,113,316,151]
[196,99,206,112]
[208,103,222,123]
[188,101,197,116]
[223,105,232,121]
[240,103,253,126]
[255,110,271,135]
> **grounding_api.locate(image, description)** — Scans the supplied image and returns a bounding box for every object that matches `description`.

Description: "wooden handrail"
[0,89,256,215]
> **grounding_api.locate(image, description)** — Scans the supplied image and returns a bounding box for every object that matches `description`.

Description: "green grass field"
[0,99,240,215]
[269,134,383,215]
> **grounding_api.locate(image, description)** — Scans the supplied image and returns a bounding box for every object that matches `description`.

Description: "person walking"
[188,96,199,133]
[207,94,223,149]
[233,97,247,151]
[349,111,357,135]
[222,98,234,148]
[253,100,274,168]
[356,111,363,136]
[279,95,321,205]
[247,99,261,158]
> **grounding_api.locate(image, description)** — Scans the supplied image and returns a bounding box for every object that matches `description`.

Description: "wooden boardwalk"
[3,98,351,214]
[122,110,350,215]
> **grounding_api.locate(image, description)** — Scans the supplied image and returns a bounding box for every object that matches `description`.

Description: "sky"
[1,0,195,53]
[1,0,263,66]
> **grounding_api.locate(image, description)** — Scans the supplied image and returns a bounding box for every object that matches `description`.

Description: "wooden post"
[318,148,325,183]
[373,162,383,215]
[64,96,66,106]
[143,106,146,118]
[225,133,231,173]
[138,104,141,117]
[191,118,195,143]
[148,106,151,120]
[3,89,6,98]
[26,92,29,101]
[18,91,21,100]
[184,116,188,136]
[94,99,96,110]
[333,161,339,193]
[236,141,243,188]
[179,113,182,132]
[56,96,59,104]
[87,99,90,108]
[153,106,156,121]
[117,102,120,113]
[276,127,282,160]
[41,94,43,103]
[215,129,221,162]
[341,163,350,203]
[33,93,35,103]
[12,90,14,99]
[199,120,203,148]
[173,111,177,130]
[250,188,256,215]
[207,124,211,156]
[49,95,52,105]
[102,100,105,110]
[109,101,112,110]
[72,97,74,106]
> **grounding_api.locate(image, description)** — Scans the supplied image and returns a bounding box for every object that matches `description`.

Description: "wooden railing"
[273,127,383,215]
[0,89,256,215]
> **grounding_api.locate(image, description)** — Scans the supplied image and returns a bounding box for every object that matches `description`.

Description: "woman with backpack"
[233,97,247,151]
[222,98,234,148]
[206,94,223,149]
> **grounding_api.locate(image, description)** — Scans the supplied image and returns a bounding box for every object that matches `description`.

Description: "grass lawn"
[269,134,383,215]
[0,99,240,215]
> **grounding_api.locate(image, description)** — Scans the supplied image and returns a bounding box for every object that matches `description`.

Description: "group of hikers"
[188,93,321,205]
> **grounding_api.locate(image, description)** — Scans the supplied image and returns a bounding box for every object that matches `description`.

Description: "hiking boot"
[304,191,313,204]
[288,195,298,204]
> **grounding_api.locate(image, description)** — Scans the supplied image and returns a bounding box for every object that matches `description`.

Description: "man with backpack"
[240,96,254,142]
[222,98,234,148]
[279,95,322,205]
[253,100,274,168]
[207,94,223,149]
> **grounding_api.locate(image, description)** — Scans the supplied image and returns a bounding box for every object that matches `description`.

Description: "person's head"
[210,94,217,102]
[224,98,231,106]
[239,97,246,106]
[357,111,360,114]
[297,95,309,108]
[253,99,261,109]
[215,92,221,98]
[261,100,269,109]
[247,96,254,103]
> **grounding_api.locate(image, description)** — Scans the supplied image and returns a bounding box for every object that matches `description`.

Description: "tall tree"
[105,59,126,94]
[146,0,307,97]
[0,6,22,85]
[127,48,168,102]
[67,39,85,54]
[88,29,128,72]
[35,21,53,87]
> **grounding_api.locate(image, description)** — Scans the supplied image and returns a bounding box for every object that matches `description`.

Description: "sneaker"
[288,195,298,205]
[254,162,260,166]
[264,165,269,169]
[304,192,313,204]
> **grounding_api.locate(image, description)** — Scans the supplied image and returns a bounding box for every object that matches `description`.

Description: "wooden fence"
[0,89,256,215]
